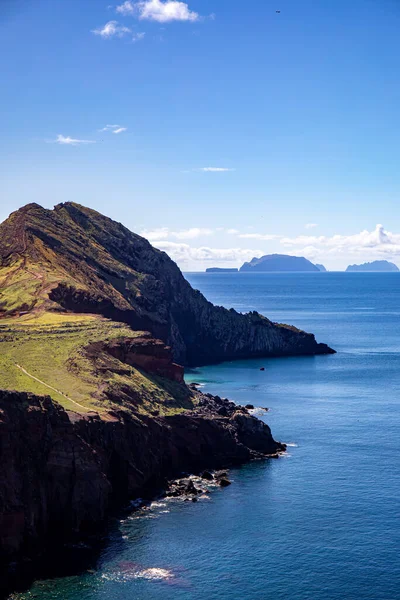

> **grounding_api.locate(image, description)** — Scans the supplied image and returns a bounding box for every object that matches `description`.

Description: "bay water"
[11,273,400,600]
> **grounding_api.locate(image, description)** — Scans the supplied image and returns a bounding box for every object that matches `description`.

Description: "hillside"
[240,254,321,272]
[0,203,333,369]
[346,260,399,272]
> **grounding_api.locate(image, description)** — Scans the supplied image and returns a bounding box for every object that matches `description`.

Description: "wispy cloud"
[196,167,235,173]
[100,124,127,134]
[140,227,170,241]
[153,241,262,264]
[92,20,131,38]
[305,223,318,229]
[116,0,136,14]
[280,224,400,261]
[53,135,96,146]
[117,0,200,22]
[238,233,280,240]
[132,32,146,42]
[174,228,213,240]
[141,227,214,241]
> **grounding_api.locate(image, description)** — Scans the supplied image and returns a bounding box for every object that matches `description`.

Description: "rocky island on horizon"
[0,202,335,593]
[239,254,326,273]
[345,260,399,272]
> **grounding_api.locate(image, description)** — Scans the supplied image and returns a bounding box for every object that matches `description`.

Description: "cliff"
[240,254,321,273]
[0,203,334,365]
[0,386,283,585]
[346,260,399,272]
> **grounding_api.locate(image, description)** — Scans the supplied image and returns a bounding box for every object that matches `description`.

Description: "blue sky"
[2,0,400,270]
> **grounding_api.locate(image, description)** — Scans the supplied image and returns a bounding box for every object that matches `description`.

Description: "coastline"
[0,386,285,598]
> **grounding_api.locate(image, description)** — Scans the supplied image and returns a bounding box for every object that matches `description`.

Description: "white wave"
[150,501,167,509]
[102,567,175,583]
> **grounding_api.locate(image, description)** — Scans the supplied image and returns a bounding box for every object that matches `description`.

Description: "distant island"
[346,260,399,273]
[206,267,239,273]
[315,264,327,272]
[240,254,323,273]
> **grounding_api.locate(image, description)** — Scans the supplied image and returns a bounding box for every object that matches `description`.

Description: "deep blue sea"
[12,273,400,600]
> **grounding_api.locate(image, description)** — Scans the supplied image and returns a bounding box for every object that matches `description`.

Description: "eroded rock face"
[103,335,184,383]
[0,392,110,561]
[0,389,283,573]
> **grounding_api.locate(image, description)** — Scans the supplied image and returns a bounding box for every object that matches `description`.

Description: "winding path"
[15,363,91,412]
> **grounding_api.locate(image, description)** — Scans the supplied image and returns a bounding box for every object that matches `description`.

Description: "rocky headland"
[0,202,334,594]
[0,383,283,594]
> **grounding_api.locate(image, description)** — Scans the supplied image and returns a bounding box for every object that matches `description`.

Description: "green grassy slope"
[0,313,193,416]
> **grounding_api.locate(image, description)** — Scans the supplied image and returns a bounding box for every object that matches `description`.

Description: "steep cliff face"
[0,203,334,365]
[0,388,282,571]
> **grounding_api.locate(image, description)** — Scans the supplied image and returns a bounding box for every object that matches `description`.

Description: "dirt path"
[15,363,92,412]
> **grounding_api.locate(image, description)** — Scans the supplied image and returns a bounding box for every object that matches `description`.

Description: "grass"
[0,312,193,416]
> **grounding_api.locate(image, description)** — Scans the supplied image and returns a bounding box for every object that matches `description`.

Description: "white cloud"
[140,223,400,269]
[305,223,318,229]
[280,224,400,261]
[173,228,213,240]
[116,1,135,14]
[140,227,214,241]
[153,241,262,264]
[239,233,280,241]
[135,0,200,22]
[54,135,95,146]
[140,227,170,241]
[100,124,127,134]
[132,32,146,42]
[92,20,131,38]
[197,167,235,172]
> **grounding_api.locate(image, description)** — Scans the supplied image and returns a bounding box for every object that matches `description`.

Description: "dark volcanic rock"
[0,203,334,364]
[218,478,232,487]
[0,389,283,575]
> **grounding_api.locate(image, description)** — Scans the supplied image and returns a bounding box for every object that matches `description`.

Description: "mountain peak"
[0,203,334,364]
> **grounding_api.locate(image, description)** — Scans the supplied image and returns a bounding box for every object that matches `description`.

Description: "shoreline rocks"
[0,388,284,596]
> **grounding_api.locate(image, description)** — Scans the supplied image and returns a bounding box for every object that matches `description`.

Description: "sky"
[2,0,400,271]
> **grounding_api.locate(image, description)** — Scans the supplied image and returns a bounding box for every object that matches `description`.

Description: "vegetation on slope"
[0,312,193,416]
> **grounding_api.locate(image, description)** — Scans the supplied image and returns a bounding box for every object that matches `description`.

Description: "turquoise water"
[12,273,400,600]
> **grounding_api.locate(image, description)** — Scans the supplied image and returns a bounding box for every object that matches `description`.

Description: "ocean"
[11,272,400,600]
